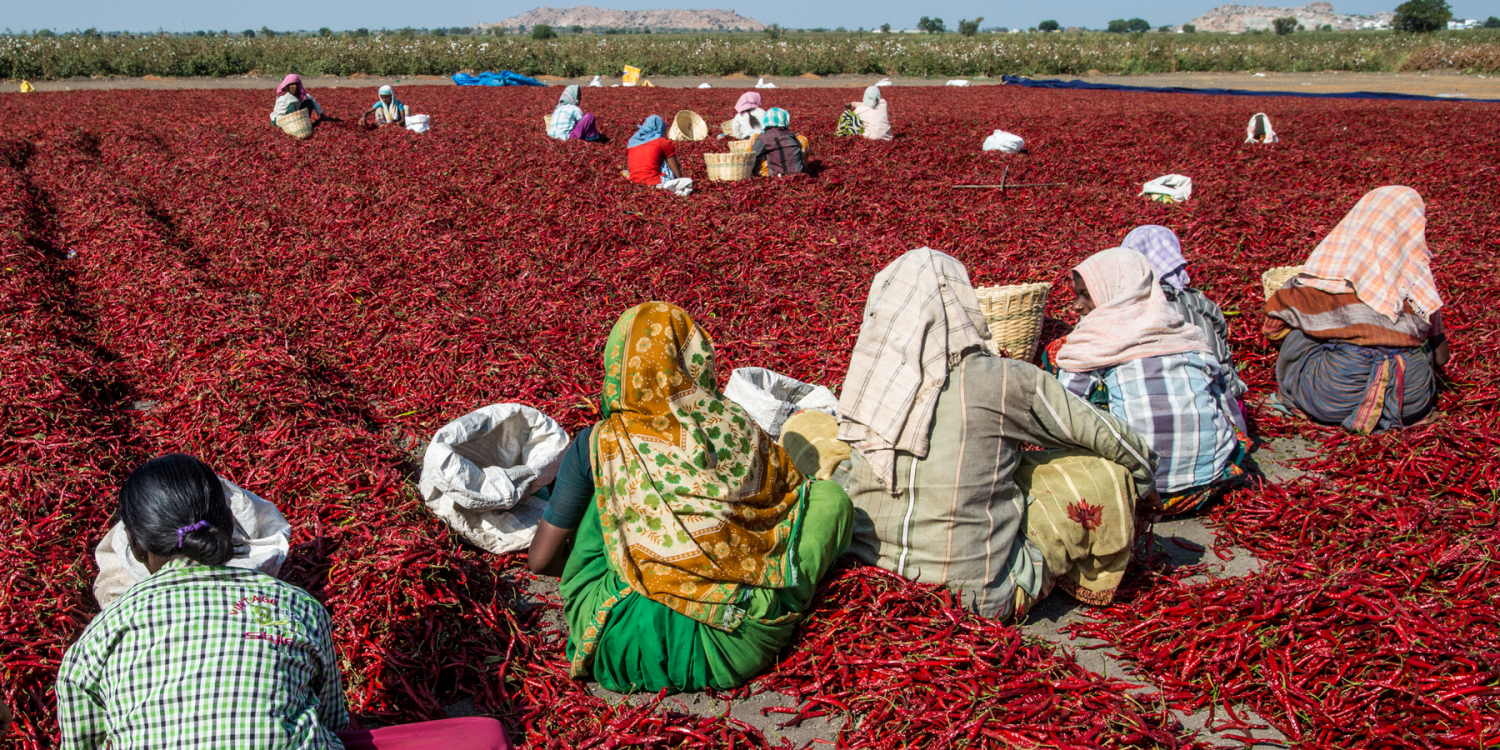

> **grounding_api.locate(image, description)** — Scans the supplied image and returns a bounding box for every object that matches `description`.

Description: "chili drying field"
[2,85,1499,748]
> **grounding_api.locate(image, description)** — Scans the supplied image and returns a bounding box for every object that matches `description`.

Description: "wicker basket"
[975,282,1051,361]
[704,151,755,182]
[728,139,752,153]
[276,109,313,140]
[668,110,709,142]
[1261,265,1304,301]
[720,120,734,136]
[543,114,553,130]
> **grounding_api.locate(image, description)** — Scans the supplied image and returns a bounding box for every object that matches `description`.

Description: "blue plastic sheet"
[452,70,546,87]
[1000,75,1499,104]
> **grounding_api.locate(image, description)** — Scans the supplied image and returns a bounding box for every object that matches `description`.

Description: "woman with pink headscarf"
[1044,247,1247,515]
[730,91,766,140]
[269,74,325,125]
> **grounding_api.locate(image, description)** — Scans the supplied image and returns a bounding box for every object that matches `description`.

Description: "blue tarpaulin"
[999,75,1499,104]
[452,71,546,87]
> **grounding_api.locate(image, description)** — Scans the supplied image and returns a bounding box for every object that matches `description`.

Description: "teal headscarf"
[763,108,790,128]
[628,115,667,148]
[559,85,580,107]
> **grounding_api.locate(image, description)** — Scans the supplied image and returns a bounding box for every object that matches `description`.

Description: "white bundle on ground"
[1245,112,1279,143]
[723,367,839,439]
[875,78,893,87]
[983,130,1025,152]
[405,114,431,133]
[755,77,777,89]
[946,79,970,87]
[1140,174,1193,202]
[94,478,291,609]
[589,75,603,87]
[698,83,713,88]
[419,403,569,554]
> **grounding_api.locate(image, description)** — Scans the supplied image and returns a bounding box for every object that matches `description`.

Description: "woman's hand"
[1141,489,1163,526]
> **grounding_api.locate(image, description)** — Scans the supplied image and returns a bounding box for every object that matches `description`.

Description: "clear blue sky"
[9,0,1494,34]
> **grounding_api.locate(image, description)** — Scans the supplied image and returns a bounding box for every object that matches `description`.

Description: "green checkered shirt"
[57,559,349,749]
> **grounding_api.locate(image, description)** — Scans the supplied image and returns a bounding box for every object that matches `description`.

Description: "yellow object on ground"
[622,66,641,86]
[20,80,34,93]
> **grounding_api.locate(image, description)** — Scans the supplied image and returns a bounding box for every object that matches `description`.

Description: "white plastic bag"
[93,478,291,609]
[698,83,713,88]
[723,368,839,439]
[755,77,777,89]
[405,114,431,133]
[1140,174,1193,203]
[1245,112,1278,143]
[419,403,569,555]
[589,75,603,87]
[982,130,1025,153]
[874,77,893,87]
[946,79,970,87]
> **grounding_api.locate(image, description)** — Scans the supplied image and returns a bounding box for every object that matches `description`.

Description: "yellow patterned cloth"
[591,302,808,632]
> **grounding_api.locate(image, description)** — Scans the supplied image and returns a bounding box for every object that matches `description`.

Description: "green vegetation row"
[3,30,1498,80]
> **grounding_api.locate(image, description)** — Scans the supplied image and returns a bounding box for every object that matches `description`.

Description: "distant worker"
[548,85,604,141]
[837,86,892,141]
[730,91,767,140]
[359,85,407,128]
[750,108,809,177]
[626,115,693,196]
[269,74,325,125]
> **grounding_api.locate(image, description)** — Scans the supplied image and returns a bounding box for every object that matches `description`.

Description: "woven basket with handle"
[975,282,1051,361]
[277,109,313,140]
[704,152,754,182]
[543,114,553,131]
[668,110,709,142]
[1261,265,1304,301]
[728,139,752,154]
[720,120,734,136]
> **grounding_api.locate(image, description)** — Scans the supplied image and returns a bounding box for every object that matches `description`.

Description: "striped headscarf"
[763,107,790,128]
[558,84,580,107]
[1122,225,1190,291]
[837,248,995,494]
[1300,186,1442,323]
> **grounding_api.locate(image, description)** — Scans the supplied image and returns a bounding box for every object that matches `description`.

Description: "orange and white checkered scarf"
[1300,186,1442,324]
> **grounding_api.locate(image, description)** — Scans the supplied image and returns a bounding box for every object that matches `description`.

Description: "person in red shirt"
[626,115,693,196]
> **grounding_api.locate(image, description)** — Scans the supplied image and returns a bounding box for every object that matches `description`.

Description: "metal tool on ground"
[952,165,1066,190]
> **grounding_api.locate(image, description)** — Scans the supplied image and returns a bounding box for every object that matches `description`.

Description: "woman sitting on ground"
[730,92,766,141]
[1043,248,1247,516]
[526,302,854,693]
[751,108,809,177]
[547,85,603,141]
[57,454,511,750]
[839,248,1159,622]
[836,86,892,141]
[1121,225,1249,409]
[269,74,325,125]
[626,115,693,196]
[358,85,407,129]
[1264,186,1447,434]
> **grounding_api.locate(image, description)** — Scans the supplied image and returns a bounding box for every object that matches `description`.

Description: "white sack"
[589,75,603,87]
[1140,174,1193,202]
[405,114,431,133]
[755,77,777,89]
[1245,112,1278,143]
[874,77,893,87]
[982,130,1025,153]
[946,79,970,87]
[723,367,839,440]
[419,403,569,555]
[698,83,713,88]
[94,477,291,609]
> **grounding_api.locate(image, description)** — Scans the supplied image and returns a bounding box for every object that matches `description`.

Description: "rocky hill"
[483,6,765,32]
[1187,2,1394,31]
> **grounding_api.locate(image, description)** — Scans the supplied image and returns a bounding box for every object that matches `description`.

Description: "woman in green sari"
[527,302,853,693]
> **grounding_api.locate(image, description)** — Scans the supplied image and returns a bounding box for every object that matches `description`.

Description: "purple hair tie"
[176,521,211,548]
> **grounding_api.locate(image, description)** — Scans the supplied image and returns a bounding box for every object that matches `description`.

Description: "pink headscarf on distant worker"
[735,92,762,113]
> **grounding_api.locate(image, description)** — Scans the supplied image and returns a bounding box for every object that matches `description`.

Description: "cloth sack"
[1140,174,1193,203]
[723,367,839,439]
[874,78,893,87]
[589,75,603,87]
[698,83,713,88]
[755,77,777,89]
[419,403,569,554]
[946,79,970,87]
[1245,113,1278,143]
[405,114,431,133]
[94,478,291,609]
[982,130,1025,153]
